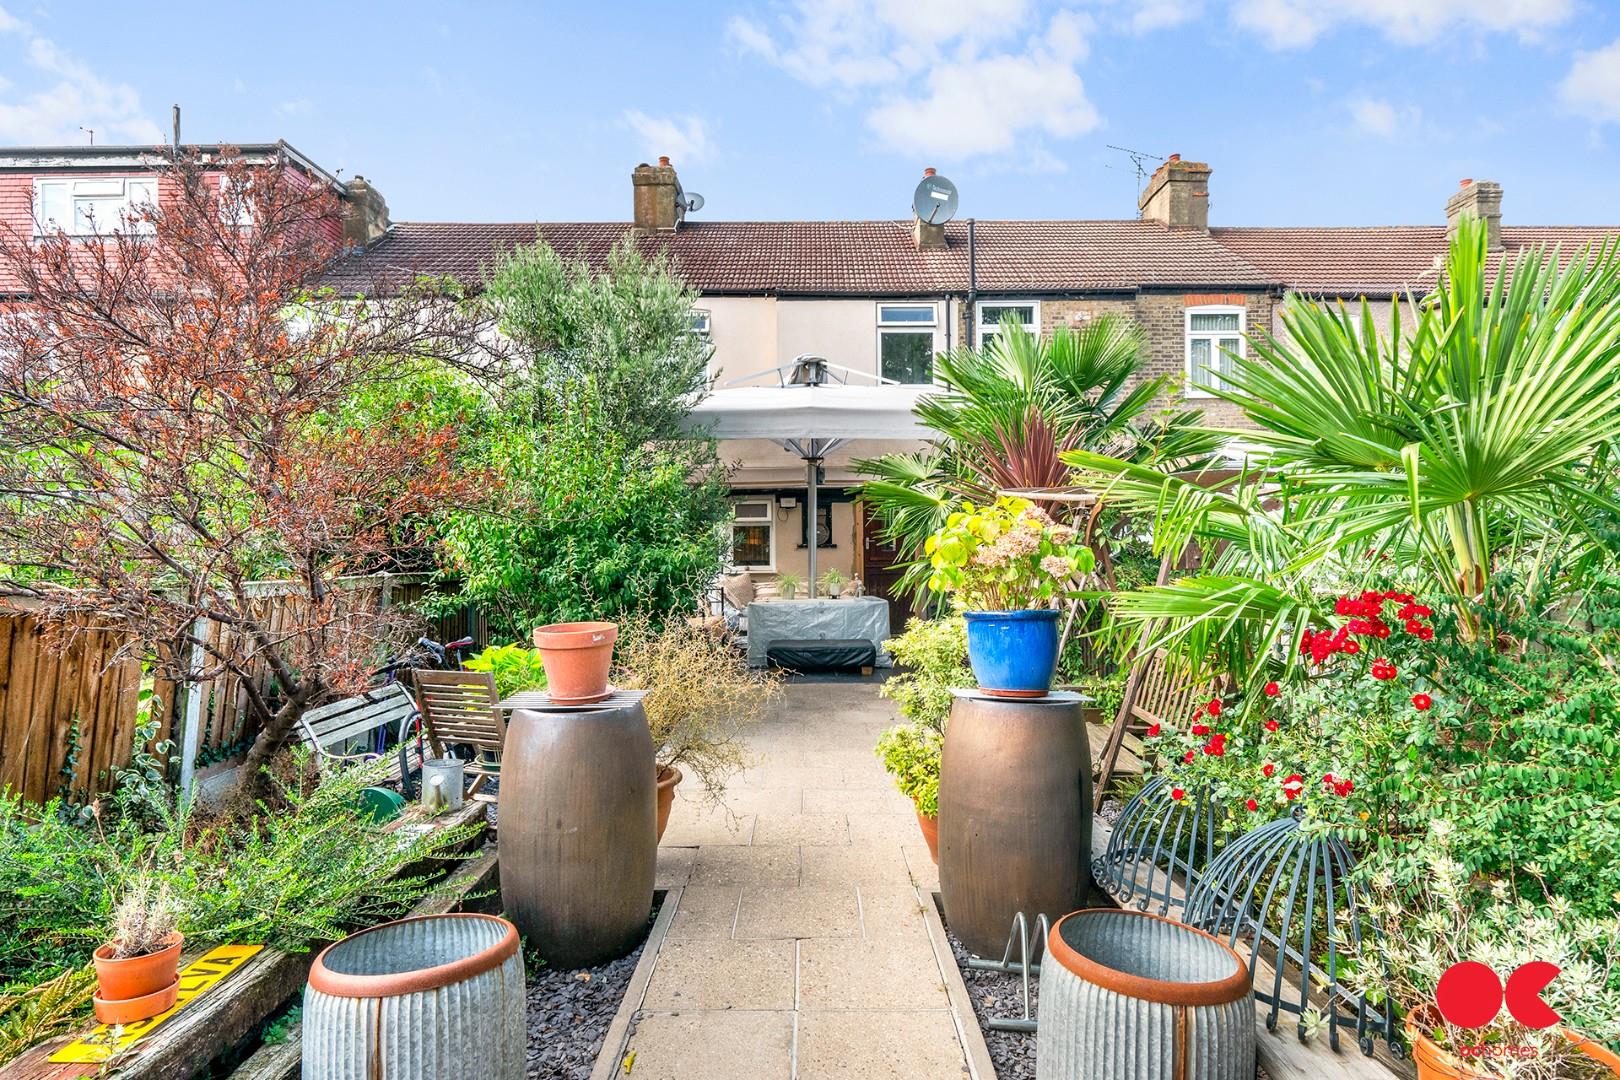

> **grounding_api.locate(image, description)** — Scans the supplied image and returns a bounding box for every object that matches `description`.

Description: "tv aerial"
[912,169,959,225]
[1106,144,1164,216]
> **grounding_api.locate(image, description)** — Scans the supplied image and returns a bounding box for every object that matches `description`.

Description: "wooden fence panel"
[0,609,146,804]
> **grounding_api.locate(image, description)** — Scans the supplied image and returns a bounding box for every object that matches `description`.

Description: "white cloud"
[1230,0,1573,49]
[729,2,1100,162]
[0,7,162,144]
[276,98,314,117]
[1561,38,1620,125]
[623,110,714,165]
[1349,96,1419,136]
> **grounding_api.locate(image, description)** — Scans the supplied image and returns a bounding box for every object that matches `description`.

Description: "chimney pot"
[1460,178,1472,187]
[658,155,670,167]
[1446,178,1503,252]
[1139,155,1211,231]
[924,167,936,177]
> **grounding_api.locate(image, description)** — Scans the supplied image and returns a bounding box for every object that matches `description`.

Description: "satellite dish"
[912,173,958,225]
[684,191,705,213]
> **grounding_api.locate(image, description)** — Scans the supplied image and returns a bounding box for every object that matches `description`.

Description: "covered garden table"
[745,595,893,668]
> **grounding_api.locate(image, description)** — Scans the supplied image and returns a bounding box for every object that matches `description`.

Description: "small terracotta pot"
[1406,1009,1620,1079]
[94,978,178,1025]
[532,621,617,703]
[655,765,683,842]
[915,807,939,864]
[94,931,183,1003]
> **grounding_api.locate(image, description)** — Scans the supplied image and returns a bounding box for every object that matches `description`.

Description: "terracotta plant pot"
[532,621,617,704]
[655,764,683,842]
[93,930,183,1002]
[93,930,183,1024]
[94,979,178,1026]
[915,807,939,864]
[1406,1010,1620,1079]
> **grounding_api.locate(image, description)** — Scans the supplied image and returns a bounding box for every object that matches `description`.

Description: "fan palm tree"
[857,313,1223,597]
[1065,216,1620,681]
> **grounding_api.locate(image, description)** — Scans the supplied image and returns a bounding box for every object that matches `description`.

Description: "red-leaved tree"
[0,147,502,796]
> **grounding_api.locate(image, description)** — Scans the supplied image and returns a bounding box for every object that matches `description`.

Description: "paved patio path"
[633,677,975,1080]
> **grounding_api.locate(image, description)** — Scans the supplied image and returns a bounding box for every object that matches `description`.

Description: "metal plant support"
[1092,775,1219,919]
[1182,814,1399,1056]
[962,911,1051,1033]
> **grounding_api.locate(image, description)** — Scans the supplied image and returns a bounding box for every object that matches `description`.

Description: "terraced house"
[9,142,1614,615]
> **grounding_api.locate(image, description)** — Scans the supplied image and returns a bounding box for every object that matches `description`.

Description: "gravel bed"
[523,898,659,1080]
[945,921,1268,1079]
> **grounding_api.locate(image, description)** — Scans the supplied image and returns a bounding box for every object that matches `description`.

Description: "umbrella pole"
[806,456,819,598]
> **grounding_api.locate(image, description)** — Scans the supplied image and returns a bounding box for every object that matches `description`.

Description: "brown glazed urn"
[938,691,1090,958]
[499,701,655,968]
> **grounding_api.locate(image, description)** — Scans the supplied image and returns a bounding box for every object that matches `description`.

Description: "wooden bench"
[295,683,422,787]
[412,670,507,801]
[1093,648,1218,810]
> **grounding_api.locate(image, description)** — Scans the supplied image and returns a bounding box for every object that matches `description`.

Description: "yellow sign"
[50,944,265,1064]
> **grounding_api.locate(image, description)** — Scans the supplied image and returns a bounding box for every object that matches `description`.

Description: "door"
[861,503,917,636]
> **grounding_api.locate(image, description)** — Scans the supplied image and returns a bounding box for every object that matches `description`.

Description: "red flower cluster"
[1281,773,1305,800]
[1204,732,1227,757]
[1322,772,1355,797]
[1304,590,1435,661]
[1371,658,1397,680]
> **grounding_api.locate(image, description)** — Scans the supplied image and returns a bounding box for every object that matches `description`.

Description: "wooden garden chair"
[412,670,507,802]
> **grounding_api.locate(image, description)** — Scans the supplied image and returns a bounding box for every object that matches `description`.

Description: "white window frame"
[689,308,711,338]
[1184,305,1246,397]
[876,302,939,385]
[975,300,1041,346]
[32,176,156,237]
[729,497,775,571]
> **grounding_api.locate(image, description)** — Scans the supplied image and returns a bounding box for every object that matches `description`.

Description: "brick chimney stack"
[1446,178,1503,251]
[633,156,683,233]
[1139,154,1212,232]
[342,175,390,249]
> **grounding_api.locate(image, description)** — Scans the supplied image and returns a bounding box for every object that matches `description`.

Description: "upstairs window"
[34,177,156,236]
[877,303,937,384]
[689,309,711,338]
[976,301,1039,347]
[1185,306,1245,395]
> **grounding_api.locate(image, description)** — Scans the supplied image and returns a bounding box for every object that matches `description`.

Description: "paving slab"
[797,933,952,1011]
[733,886,862,940]
[800,843,915,887]
[752,811,853,846]
[621,1011,794,1080]
[665,885,742,941]
[689,844,802,887]
[642,938,797,1010]
[796,1009,971,1079]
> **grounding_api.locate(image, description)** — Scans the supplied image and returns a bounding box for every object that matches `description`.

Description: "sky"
[5,1,1620,227]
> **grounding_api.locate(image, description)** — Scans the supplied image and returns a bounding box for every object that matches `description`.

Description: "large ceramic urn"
[499,698,656,968]
[938,690,1091,958]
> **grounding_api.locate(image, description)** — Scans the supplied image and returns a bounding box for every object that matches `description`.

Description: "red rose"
[1344,641,1361,655]
[1335,780,1354,796]
[1418,626,1434,641]
[1262,763,1276,777]
[1284,789,1297,801]
[1264,681,1280,697]
[1283,773,1304,788]
[1405,620,1423,634]
[1171,787,1185,801]
[1146,722,1162,737]
[1412,693,1432,711]
[1371,659,1396,680]
[1264,718,1280,732]
[1206,698,1222,717]
[1374,623,1391,638]
[1245,798,1259,811]
[1191,723,1210,736]
[1183,751,1195,764]
[1205,740,1225,757]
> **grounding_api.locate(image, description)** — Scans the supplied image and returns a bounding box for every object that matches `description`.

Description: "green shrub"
[874,724,943,817]
[0,759,478,991]
[879,616,968,733]
[464,642,548,700]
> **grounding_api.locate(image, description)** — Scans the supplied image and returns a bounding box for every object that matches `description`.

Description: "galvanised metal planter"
[303,913,525,1080]
[963,609,1061,696]
[1037,909,1255,1080]
[939,690,1090,958]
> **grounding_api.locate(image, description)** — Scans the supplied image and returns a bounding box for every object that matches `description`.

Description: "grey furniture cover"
[746,596,893,668]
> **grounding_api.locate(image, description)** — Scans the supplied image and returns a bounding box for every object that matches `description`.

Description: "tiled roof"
[1212,225,1620,296]
[321,218,1274,297]
[321,218,1620,299]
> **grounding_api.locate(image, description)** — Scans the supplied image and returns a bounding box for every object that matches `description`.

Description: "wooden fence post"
[176,616,208,799]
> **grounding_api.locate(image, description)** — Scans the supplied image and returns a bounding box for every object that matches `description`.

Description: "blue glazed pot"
[963,609,1061,697]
